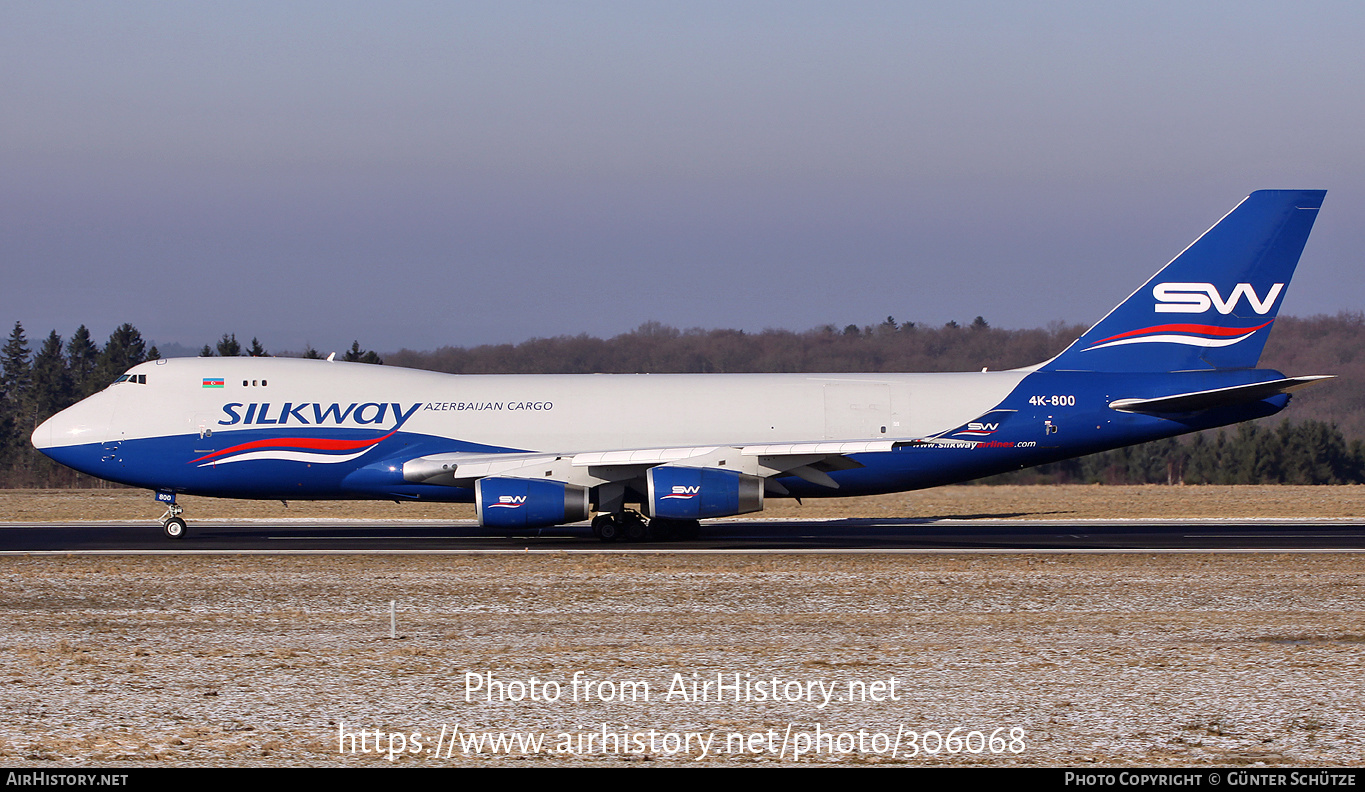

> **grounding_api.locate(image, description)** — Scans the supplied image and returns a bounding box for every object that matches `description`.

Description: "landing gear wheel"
[159,499,187,539]
[592,514,620,543]
[623,516,648,543]
[648,518,676,541]
[163,516,187,539]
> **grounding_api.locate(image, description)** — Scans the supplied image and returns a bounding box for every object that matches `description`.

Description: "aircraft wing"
[401,439,898,492]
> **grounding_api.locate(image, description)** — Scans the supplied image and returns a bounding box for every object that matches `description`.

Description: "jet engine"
[646,466,764,520]
[475,477,591,529]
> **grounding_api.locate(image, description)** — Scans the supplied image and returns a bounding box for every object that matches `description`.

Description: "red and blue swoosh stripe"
[190,431,396,467]
[1084,321,1272,352]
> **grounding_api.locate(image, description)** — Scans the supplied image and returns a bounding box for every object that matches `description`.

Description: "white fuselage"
[36,357,1029,454]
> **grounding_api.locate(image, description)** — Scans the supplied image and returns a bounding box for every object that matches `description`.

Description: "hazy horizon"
[6,3,1362,353]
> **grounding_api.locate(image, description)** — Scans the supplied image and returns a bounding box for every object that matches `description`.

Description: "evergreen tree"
[22,331,76,485]
[343,341,382,365]
[1183,432,1219,484]
[65,325,99,397]
[97,323,147,384]
[0,322,32,405]
[216,333,242,357]
[0,322,32,477]
[0,407,13,478]
[30,330,73,419]
[248,337,268,357]
[1279,420,1353,484]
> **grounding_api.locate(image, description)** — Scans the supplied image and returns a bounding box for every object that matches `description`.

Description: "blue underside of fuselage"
[36,370,1291,504]
[39,428,501,502]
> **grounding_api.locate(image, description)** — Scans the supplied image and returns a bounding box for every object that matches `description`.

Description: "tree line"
[980,419,1365,485]
[0,322,156,487]
[0,322,381,487]
[387,316,1083,376]
[1,314,1360,487]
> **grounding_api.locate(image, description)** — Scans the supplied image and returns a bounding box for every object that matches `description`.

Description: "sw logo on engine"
[1153,282,1284,315]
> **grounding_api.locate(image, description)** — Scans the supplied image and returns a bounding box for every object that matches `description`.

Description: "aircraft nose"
[30,416,53,450]
[31,399,112,454]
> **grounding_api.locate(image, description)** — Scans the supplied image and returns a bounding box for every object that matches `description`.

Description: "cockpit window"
[111,373,147,385]
[113,375,130,384]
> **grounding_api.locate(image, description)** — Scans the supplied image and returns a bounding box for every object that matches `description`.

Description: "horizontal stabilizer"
[1107,376,1334,414]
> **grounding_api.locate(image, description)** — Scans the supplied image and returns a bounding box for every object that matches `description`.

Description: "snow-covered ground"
[2,553,1361,766]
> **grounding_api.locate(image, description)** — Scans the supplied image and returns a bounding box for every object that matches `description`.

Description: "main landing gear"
[156,490,188,539]
[590,511,701,543]
[590,511,639,542]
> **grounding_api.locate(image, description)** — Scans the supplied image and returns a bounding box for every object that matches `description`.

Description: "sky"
[3,1,1364,356]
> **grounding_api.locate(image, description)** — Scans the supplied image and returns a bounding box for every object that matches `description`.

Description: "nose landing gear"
[156,490,188,539]
[162,512,187,539]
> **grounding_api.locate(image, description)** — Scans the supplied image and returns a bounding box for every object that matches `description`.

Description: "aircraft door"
[823,383,892,440]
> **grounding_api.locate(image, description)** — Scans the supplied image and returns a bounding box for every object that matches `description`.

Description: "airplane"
[31,190,1332,541]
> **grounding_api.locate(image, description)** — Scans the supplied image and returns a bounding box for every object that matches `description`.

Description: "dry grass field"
[2,486,1363,767]
[4,483,1365,522]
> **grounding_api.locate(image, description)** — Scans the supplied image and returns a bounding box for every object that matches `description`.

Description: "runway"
[3,518,1365,552]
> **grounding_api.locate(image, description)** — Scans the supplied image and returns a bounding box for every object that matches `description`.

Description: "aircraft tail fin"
[1040,190,1326,372]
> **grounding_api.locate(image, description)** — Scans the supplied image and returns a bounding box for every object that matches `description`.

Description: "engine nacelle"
[647,466,764,520]
[475,477,591,529]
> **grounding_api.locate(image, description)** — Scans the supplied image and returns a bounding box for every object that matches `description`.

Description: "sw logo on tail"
[1153,282,1284,315]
